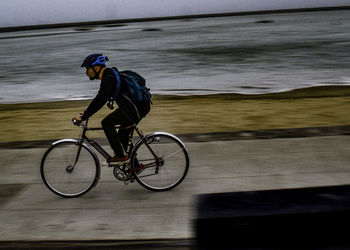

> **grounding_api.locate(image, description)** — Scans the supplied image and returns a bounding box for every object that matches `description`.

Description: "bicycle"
[40,119,190,198]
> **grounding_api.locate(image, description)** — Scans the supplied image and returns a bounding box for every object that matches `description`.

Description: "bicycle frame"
[74,119,159,165]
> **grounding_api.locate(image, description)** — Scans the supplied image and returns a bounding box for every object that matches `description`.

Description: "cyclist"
[73,54,151,165]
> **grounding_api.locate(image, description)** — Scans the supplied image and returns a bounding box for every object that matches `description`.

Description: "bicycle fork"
[67,124,91,173]
[65,139,84,174]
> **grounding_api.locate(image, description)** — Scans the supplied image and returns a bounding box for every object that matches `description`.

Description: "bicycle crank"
[113,164,133,182]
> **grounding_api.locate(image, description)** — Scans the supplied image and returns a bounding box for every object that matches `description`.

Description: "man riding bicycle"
[74,54,151,165]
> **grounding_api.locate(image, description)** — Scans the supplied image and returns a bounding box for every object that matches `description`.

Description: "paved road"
[0,135,349,243]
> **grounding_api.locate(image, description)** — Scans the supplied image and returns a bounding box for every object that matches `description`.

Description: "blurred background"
[1,2,350,248]
[2,0,350,28]
[0,1,350,103]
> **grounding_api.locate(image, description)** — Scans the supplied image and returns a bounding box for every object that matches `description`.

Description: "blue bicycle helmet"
[81,54,108,67]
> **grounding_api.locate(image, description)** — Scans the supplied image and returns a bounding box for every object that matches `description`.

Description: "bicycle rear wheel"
[131,133,189,191]
[40,140,100,198]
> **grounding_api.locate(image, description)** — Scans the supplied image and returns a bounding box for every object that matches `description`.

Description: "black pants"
[101,101,150,157]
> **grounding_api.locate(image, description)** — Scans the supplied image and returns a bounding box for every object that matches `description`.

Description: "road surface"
[0,134,349,245]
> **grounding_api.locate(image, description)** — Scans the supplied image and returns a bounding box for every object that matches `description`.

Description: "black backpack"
[111,68,151,102]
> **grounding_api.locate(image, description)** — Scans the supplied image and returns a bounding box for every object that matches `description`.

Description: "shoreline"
[1,6,350,33]
[1,85,350,107]
[0,88,350,144]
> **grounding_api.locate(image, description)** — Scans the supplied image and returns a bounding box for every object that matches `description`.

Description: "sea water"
[0,10,349,103]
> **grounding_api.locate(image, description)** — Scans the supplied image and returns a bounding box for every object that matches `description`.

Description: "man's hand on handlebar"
[72,113,83,126]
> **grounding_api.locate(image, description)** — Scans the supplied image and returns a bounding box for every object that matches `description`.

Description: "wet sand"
[0,86,350,143]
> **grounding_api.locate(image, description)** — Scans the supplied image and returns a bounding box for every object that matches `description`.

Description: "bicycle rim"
[41,141,99,198]
[131,133,189,191]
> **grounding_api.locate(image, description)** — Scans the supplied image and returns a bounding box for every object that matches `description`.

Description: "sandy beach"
[0,86,350,143]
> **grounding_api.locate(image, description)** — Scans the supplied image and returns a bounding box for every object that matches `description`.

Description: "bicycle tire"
[40,139,100,198]
[130,132,189,191]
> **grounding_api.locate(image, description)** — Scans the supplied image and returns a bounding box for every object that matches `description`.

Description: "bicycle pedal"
[102,161,114,168]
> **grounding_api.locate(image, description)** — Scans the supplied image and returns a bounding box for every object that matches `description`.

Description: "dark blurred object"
[255,20,274,23]
[195,185,350,249]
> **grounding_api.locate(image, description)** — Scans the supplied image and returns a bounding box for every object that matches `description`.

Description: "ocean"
[0,9,349,104]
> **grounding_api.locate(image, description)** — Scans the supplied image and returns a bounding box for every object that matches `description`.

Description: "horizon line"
[1,6,350,33]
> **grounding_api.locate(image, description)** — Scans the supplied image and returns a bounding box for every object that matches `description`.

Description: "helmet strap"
[92,66,104,80]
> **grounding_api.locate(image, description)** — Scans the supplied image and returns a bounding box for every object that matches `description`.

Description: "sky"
[1,0,350,27]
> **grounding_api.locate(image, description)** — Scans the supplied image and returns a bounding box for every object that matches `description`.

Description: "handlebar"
[72,118,82,126]
[72,113,86,127]
[72,117,136,131]
[72,118,103,131]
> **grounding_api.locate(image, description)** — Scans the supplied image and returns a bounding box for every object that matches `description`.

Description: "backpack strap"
[110,67,121,99]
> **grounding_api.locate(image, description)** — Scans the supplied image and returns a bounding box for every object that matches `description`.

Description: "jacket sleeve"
[81,74,115,120]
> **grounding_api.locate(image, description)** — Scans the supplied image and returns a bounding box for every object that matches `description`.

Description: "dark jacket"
[81,68,150,123]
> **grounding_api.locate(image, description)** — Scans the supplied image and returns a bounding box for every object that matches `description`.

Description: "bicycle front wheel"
[131,133,189,191]
[40,140,100,198]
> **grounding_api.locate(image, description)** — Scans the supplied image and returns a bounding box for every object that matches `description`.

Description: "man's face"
[85,67,97,80]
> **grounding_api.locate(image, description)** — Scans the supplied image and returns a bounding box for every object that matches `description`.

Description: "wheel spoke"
[131,133,189,191]
[41,141,99,198]
[163,147,184,160]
